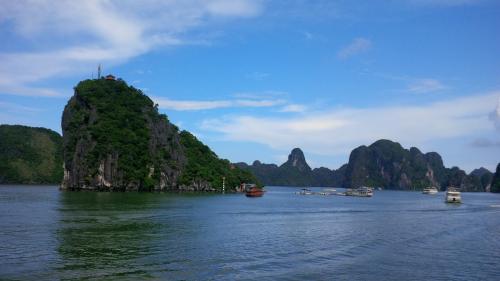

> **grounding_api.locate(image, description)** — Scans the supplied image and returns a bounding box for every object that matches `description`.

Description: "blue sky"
[1,0,499,172]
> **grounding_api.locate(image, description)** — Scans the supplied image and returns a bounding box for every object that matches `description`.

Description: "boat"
[243,184,265,197]
[345,186,373,197]
[422,186,438,194]
[445,187,461,203]
[297,188,314,195]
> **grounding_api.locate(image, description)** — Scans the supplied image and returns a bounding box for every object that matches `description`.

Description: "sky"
[0,0,499,172]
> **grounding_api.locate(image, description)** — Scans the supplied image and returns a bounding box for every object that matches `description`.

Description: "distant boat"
[297,188,314,195]
[422,186,438,195]
[445,187,461,203]
[243,184,265,197]
[345,186,373,197]
[318,188,336,196]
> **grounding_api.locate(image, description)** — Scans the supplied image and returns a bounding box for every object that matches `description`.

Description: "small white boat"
[345,186,373,197]
[422,186,438,194]
[297,188,314,195]
[445,187,461,203]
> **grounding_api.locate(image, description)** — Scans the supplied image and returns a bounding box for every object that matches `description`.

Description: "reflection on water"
[56,192,165,279]
[1,186,500,280]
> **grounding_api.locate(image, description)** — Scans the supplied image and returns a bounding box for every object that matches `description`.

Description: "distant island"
[0,125,63,184]
[236,140,500,192]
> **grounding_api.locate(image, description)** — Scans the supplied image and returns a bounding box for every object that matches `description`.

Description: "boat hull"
[423,190,438,195]
[445,189,461,203]
[245,188,265,197]
[246,191,264,197]
[445,195,461,203]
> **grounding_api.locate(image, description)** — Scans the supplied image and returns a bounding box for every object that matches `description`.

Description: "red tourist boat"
[242,184,265,197]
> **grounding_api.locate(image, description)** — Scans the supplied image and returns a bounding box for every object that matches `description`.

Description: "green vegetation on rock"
[62,78,257,191]
[0,125,63,184]
[237,140,490,191]
[179,131,258,190]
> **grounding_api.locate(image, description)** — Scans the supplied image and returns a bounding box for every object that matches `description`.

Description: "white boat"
[445,187,461,203]
[422,186,438,194]
[345,186,373,197]
[297,188,314,195]
[318,188,337,195]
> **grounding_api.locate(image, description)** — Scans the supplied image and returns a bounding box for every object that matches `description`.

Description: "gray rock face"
[341,139,487,191]
[61,79,256,192]
[237,140,489,191]
[282,148,311,172]
[235,148,340,187]
[61,79,185,191]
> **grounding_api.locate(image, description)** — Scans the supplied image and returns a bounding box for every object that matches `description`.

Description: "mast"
[97,64,102,79]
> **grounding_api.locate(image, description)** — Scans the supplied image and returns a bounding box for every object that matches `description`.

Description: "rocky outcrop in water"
[235,148,340,187]
[341,140,489,191]
[61,78,256,191]
[490,163,500,193]
[237,140,490,191]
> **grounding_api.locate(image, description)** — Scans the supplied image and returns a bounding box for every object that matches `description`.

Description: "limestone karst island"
[1,1,500,280]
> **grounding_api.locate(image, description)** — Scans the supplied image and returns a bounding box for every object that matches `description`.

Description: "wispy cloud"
[153,97,285,111]
[408,78,448,94]
[279,104,307,113]
[470,138,500,148]
[0,101,42,113]
[202,92,500,155]
[0,0,263,97]
[337,38,372,60]
[376,73,449,94]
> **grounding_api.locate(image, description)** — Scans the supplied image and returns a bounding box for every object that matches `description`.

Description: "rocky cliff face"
[62,78,255,191]
[340,140,487,191]
[490,163,500,193]
[281,148,311,172]
[237,140,489,191]
[236,148,339,187]
[0,125,63,184]
[469,167,493,192]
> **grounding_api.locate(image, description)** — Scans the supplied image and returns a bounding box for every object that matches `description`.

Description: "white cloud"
[0,101,42,113]
[279,104,307,113]
[201,92,500,156]
[337,38,372,59]
[0,0,263,97]
[408,78,448,94]
[153,97,285,111]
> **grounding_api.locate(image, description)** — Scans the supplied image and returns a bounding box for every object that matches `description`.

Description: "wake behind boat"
[422,186,438,194]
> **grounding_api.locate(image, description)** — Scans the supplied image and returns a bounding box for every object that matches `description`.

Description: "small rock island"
[61,77,256,191]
